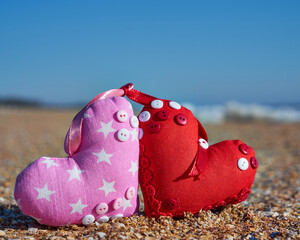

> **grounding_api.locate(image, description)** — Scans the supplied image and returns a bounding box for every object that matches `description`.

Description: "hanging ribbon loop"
[120,83,157,105]
[65,88,125,157]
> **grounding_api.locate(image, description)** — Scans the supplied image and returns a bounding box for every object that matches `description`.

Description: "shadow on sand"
[0,203,49,230]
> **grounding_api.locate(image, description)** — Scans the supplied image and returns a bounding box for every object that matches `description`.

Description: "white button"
[199,138,209,149]
[139,111,151,122]
[111,214,124,219]
[151,100,164,109]
[96,216,109,223]
[237,158,249,171]
[125,187,135,200]
[168,101,181,110]
[96,203,108,215]
[113,198,123,210]
[117,129,130,142]
[82,214,95,225]
[130,116,139,128]
[139,128,144,140]
[116,110,128,122]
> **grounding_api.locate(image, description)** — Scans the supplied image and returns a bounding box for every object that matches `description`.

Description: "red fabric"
[121,83,157,105]
[123,85,257,218]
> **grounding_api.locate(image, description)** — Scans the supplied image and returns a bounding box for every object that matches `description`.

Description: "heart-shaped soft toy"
[14,88,139,226]
[122,84,257,218]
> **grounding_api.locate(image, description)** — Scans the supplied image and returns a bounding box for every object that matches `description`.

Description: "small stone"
[0,230,5,236]
[134,233,144,239]
[28,228,38,234]
[96,232,106,238]
[272,212,279,217]
[95,221,101,227]
[98,223,111,231]
[112,222,126,230]
[117,235,126,240]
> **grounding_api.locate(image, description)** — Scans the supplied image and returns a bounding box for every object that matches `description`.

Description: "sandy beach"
[0,108,299,239]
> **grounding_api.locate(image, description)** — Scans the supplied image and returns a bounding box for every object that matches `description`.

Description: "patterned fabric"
[14,96,139,226]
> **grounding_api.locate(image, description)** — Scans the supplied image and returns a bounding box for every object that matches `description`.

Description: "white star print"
[128,161,138,177]
[30,215,42,223]
[130,128,139,142]
[16,199,22,210]
[84,113,91,118]
[92,149,113,165]
[98,180,116,197]
[41,157,58,169]
[97,120,115,138]
[122,197,132,211]
[67,165,84,181]
[69,198,88,215]
[35,184,55,202]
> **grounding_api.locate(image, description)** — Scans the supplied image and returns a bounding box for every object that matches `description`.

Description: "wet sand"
[0,108,299,239]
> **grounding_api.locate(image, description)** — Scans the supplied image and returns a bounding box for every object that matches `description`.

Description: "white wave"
[183,103,225,124]
[182,101,300,123]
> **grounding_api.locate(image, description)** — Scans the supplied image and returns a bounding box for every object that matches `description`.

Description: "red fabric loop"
[120,83,157,105]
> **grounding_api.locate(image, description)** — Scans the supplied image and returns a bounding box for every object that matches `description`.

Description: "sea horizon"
[1,97,299,123]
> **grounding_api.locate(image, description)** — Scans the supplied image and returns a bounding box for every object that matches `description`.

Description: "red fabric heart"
[122,84,257,218]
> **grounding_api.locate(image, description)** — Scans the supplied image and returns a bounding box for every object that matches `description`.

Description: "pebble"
[28,228,38,234]
[0,230,5,236]
[96,232,106,238]
[112,222,126,230]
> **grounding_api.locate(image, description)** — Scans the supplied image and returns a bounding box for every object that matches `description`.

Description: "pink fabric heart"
[14,94,139,226]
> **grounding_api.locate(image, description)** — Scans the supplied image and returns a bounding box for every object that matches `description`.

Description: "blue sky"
[0,1,299,105]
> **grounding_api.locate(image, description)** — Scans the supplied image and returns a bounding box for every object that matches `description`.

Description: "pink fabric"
[14,96,139,226]
[65,88,125,156]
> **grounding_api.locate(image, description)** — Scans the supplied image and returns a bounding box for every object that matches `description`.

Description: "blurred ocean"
[181,101,300,123]
[1,98,299,123]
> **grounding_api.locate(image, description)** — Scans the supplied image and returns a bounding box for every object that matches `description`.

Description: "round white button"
[130,116,139,128]
[111,214,124,219]
[237,158,249,171]
[151,100,164,109]
[96,203,108,215]
[113,198,123,210]
[117,129,130,142]
[139,111,151,122]
[139,128,144,140]
[199,138,209,149]
[82,214,95,225]
[125,187,136,200]
[96,216,109,223]
[169,101,181,110]
[116,110,128,122]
